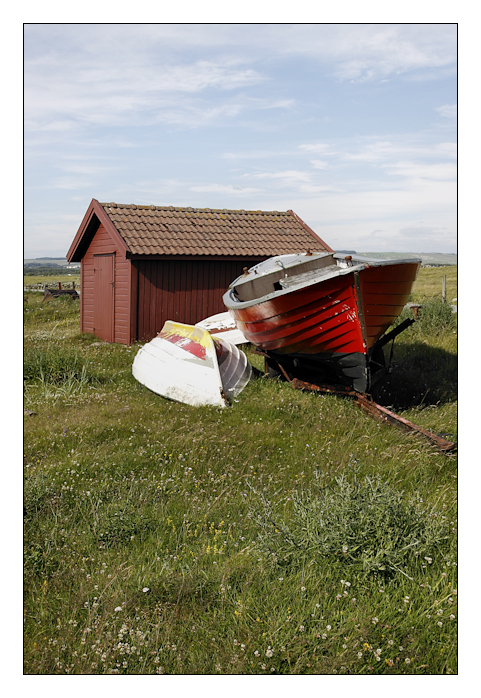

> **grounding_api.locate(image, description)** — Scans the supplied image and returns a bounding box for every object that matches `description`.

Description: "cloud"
[341,141,401,162]
[436,104,457,119]
[399,226,442,238]
[433,142,457,159]
[23,25,457,257]
[249,169,312,183]
[299,139,458,180]
[53,177,95,190]
[189,183,260,195]
[222,149,292,161]
[193,24,456,83]
[299,143,333,155]
[383,161,457,181]
[24,215,86,258]
[244,169,339,194]
[24,40,266,132]
[325,25,456,83]
[24,24,457,137]
[300,138,457,167]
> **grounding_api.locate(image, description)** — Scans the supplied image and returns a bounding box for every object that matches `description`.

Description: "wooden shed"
[66,199,333,345]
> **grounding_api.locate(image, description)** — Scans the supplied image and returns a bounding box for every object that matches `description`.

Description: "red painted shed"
[66,199,333,345]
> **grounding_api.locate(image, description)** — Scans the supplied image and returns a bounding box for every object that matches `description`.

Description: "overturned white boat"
[195,311,247,345]
[132,321,252,408]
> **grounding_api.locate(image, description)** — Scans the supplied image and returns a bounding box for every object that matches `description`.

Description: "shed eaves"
[100,203,331,257]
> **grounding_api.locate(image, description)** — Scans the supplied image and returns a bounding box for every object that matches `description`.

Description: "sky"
[24,23,457,258]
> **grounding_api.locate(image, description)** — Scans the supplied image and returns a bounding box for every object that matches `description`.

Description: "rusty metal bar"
[353,393,456,452]
[290,377,357,397]
[258,349,455,453]
[289,377,455,453]
[277,362,295,384]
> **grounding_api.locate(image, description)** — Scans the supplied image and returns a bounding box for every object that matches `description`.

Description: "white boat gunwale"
[224,253,421,312]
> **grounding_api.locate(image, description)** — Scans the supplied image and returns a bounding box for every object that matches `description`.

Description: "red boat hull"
[224,255,419,391]
[230,262,418,355]
[233,273,365,355]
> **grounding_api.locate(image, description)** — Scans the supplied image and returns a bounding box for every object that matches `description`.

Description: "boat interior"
[230,252,358,303]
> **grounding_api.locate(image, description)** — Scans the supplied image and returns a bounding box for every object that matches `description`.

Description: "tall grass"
[23,270,457,675]
[409,266,457,303]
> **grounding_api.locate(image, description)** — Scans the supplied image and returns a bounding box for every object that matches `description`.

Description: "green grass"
[24,273,80,288]
[23,270,457,675]
[409,266,457,303]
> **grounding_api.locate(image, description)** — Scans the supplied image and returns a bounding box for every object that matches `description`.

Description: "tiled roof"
[100,202,331,257]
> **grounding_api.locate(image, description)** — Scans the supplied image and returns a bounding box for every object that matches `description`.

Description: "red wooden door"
[93,254,115,342]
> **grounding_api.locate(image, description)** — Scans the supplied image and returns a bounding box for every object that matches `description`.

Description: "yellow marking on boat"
[161,321,214,350]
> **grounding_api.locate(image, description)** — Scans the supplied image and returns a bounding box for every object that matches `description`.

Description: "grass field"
[24,273,81,288]
[409,266,457,303]
[23,267,457,675]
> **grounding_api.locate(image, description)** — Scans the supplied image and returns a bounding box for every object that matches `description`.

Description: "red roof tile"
[100,202,332,257]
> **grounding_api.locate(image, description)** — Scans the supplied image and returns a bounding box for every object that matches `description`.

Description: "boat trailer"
[255,317,456,453]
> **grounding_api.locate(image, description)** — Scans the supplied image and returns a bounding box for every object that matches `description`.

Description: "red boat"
[223,251,421,392]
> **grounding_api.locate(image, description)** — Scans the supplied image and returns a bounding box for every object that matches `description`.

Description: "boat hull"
[223,253,419,392]
[195,311,247,345]
[132,321,251,407]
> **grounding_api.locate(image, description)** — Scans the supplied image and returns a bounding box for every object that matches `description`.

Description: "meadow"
[23,266,457,675]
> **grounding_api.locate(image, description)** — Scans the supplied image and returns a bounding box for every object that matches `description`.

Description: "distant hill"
[24,258,80,276]
[24,258,75,267]
[353,252,457,266]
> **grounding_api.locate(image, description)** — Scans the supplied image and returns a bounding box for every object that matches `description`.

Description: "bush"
[395,297,456,336]
[250,471,450,579]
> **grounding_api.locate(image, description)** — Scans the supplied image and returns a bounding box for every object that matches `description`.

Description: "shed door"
[93,253,115,342]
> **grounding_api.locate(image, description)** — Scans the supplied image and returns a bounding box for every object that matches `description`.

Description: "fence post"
[442,275,446,303]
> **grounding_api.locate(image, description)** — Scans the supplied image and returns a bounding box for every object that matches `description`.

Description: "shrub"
[394,297,456,336]
[250,471,450,580]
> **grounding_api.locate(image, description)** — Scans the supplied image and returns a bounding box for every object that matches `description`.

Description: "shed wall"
[80,223,131,344]
[134,258,265,342]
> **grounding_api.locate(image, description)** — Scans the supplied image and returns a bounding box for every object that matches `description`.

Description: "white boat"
[132,321,251,408]
[195,311,247,345]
